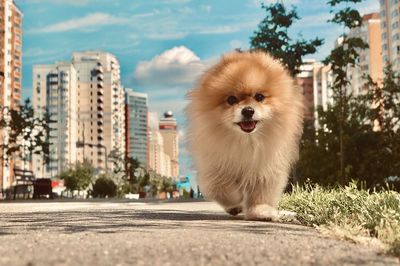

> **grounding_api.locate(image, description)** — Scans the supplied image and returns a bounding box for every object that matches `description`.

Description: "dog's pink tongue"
[239,121,256,133]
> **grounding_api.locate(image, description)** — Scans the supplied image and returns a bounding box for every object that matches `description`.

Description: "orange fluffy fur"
[186,51,305,220]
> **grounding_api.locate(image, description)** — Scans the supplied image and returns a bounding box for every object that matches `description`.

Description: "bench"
[13,168,35,200]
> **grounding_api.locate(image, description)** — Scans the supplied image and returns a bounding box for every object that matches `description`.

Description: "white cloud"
[197,25,240,35]
[30,12,128,34]
[178,6,194,14]
[149,98,189,118]
[200,5,212,13]
[146,32,188,40]
[23,47,70,64]
[19,0,92,6]
[133,46,210,87]
[51,0,91,6]
[161,0,191,3]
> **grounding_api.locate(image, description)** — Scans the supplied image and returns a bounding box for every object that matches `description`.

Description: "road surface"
[0,200,398,266]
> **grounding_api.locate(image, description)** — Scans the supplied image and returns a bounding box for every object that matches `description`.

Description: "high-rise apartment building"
[125,90,148,169]
[72,51,125,173]
[32,51,125,177]
[313,63,334,111]
[296,59,316,120]
[296,60,334,127]
[0,0,22,190]
[159,111,179,177]
[32,63,78,178]
[380,0,400,72]
[348,12,383,95]
[148,112,171,177]
[313,63,334,126]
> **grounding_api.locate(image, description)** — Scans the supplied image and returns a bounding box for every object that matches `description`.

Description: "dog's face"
[221,74,275,134]
[191,52,294,136]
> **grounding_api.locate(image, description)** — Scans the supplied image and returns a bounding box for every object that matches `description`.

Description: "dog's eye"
[254,93,265,102]
[226,96,239,105]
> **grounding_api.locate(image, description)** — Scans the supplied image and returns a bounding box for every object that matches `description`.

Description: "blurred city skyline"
[15,0,380,180]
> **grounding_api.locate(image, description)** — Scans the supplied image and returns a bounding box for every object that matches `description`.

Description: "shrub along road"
[0,200,398,266]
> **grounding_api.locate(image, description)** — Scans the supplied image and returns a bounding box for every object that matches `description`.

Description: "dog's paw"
[226,206,243,216]
[245,205,298,222]
[245,204,279,221]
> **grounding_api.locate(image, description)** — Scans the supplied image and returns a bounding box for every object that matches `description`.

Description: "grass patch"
[279,183,400,256]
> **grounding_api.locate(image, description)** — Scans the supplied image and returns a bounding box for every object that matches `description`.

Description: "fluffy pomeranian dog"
[186,50,304,221]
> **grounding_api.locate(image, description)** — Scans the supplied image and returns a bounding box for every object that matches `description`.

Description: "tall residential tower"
[380,0,400,72]
[159,111,179,177]
[125,90,148,169]
[32,63,78,178]
[0,0,22,189]
[32,51,126,178]
[348,12,383,94]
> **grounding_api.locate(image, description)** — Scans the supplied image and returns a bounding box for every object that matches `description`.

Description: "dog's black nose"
[241,106,255,119]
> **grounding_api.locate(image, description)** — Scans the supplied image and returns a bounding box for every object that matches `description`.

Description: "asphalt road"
[0,200,398,266]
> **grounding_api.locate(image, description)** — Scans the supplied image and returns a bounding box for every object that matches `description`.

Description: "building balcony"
[97,111,103,118]
[97,105,103,111]
[97,97,103,104]
[97,120,103,126]
[97,88,104,96]
[97,74,104,81]
[97,127,103,134]
[96,66,104,74]
[98,135,104,142]
[97,81,104,88]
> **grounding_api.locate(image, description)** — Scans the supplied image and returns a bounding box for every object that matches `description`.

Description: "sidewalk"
[0,201,398,266]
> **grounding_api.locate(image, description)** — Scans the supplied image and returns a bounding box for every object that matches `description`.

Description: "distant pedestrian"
[190,187,194,198]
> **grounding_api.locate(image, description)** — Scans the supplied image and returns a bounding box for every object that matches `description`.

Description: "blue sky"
[16,0,379,179]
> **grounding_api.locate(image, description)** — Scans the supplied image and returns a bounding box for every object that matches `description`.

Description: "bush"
[92,176,117,198]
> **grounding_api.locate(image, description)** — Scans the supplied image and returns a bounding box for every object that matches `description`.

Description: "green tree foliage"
[149,175,174,197]
[321,0,368,185]
[60,160,95,194]
[352,66,400,188]
[92,175,117,198]
[297,0,372,186]
[250,2,323,76]
[0,99,52,167]
[299,65,400,189]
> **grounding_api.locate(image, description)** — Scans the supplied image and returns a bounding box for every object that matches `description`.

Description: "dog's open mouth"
[237,120,258,133]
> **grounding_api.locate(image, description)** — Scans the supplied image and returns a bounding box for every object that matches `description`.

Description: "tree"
[296,0,369,186]
[250,2,323,76]
[0,99,52,170]
[60,160,95,196]
[92,175,117,198]
[351,65,400,188]
[321,0,368,185]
